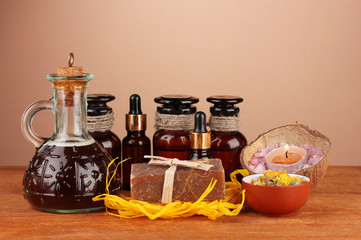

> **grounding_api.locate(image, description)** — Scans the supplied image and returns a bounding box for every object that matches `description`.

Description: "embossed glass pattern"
[22,74,119,213]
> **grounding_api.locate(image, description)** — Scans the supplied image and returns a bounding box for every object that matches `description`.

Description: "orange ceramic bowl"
[242,174,311,215]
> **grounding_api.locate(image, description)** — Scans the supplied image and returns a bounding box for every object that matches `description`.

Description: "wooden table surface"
[0,166,360,240]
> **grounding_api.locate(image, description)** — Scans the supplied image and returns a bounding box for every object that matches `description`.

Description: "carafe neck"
[50,79,93,144]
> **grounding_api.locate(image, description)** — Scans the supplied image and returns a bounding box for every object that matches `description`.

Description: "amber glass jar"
[87,94,122,161]
[153,95,199,160]
[207,96,247,181]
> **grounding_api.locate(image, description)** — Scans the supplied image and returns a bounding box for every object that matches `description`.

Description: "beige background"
[0,0,360,166]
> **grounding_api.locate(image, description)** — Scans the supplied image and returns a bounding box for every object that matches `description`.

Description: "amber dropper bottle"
[122,94,151,190]
[188,111,213,160]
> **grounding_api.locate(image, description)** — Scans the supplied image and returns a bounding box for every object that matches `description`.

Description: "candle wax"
[272,152,302,165]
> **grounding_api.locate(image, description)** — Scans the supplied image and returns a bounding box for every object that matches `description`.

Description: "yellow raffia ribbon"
[93,158,249,220]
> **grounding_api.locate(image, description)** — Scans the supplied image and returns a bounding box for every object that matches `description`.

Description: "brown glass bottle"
[87,94,121,161]
[207,96,247,181]
[188,112,213,160]
[122,94,151,190]
[153,95,199,160]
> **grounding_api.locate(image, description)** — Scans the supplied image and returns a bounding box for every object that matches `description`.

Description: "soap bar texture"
[131,158,225,203]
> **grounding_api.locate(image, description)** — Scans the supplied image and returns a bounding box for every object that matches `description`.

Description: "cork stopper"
[53,53,87,107]
[56,53,83,76]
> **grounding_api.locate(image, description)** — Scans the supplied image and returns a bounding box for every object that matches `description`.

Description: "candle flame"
[284,144,289,159]
[284,144,289,152]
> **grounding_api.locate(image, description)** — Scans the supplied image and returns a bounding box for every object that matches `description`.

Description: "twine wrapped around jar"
[154,112,195,131]
[87,112,114,132]
[208,116,239,132]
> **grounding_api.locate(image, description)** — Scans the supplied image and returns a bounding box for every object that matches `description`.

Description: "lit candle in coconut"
[265,144,307,173]
[272,144,303,165]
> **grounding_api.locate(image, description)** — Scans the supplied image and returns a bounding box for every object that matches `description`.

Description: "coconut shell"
[240,124,331,190]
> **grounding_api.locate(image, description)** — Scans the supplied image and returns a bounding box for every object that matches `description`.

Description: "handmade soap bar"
[131,158,225,203]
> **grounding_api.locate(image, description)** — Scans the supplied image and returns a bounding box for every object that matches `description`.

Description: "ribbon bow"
[144,155,213,203]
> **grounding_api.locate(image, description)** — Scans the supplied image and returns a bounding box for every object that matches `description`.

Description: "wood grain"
[0,166,360,240]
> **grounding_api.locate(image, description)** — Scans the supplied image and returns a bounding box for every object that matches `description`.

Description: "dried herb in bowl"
[251,170,307,186]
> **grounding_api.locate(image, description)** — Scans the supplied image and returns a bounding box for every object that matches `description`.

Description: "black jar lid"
[206,95,243,116]
[87,94,115,116]
[154,95,199,115]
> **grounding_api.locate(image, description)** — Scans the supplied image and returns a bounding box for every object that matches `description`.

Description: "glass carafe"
[21,73,119,213]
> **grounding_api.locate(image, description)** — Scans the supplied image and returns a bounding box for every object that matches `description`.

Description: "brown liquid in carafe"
[23,142,119,213]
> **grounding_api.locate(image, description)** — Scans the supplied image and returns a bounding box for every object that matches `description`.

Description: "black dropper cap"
[154,95,199,115]
[190,111,211,149]
[129,94,142,114]
[87,94,115,116]
[126,94,146,131]
[194,112,207,133]
[206,95,243,117]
